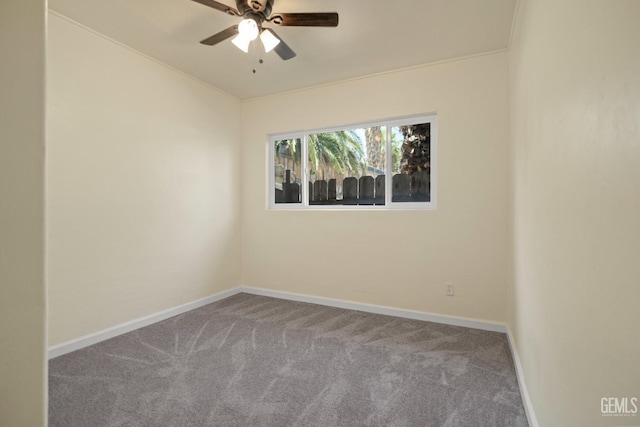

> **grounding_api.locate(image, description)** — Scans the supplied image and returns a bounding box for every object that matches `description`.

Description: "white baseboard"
[48,285,536,424]
[240,286,508,333]
[48,286,507,359]
[241,287,536,425]
[47,287,242,359]
[506,327,539,427]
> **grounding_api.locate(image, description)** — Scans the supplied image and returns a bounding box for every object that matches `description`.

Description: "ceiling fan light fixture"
[237,18,259,41]
[231,34,251,53]
[260,29,281,53]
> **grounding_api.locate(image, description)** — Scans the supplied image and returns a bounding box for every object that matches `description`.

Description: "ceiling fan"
[192,0,339,60]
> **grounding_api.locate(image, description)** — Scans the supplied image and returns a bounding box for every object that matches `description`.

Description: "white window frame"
[268,114,437,210]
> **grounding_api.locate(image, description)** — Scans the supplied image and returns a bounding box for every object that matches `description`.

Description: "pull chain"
[251,40,264,74]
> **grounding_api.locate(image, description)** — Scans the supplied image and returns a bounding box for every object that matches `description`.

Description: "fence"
[275,170,430,205]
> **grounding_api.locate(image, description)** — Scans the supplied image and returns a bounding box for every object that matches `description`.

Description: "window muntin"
[270,115,436,210]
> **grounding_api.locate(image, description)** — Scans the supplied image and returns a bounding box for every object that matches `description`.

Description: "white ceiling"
[49,0,518,99]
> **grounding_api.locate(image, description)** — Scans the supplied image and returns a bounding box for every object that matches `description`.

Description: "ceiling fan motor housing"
[236,0,273,19]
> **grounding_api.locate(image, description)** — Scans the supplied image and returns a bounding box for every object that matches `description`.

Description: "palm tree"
[275,131,365,182]
[399,123,430,175]
[365,126,384,171]
[308,130,365,179]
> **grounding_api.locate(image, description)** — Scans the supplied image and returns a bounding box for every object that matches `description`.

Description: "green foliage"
[308,130,365,178]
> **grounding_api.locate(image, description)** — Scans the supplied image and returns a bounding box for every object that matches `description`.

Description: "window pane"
[274,138,302,204]
[307,127,385,206]
[391,122,431,202]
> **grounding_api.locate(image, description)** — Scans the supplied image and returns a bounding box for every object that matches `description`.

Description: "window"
[270,114,436,210]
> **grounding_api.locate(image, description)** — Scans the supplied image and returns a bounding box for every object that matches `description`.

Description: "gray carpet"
[49,293,528,426]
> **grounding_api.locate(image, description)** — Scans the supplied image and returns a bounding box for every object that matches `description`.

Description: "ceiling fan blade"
[191,0,239,16]
[271,12,339,27]
[200,25,239,46]
[268,29,296,60]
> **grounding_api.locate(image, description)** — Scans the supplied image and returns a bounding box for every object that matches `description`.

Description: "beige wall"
[47,14,242,345]
[509,1,640,425]
[241,53,511,323]
[0,1,47,426]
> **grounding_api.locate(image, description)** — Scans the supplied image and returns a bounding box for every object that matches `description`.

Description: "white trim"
[268,138,275,209]
[302,134,309,207]
[47,287,242,359]
[47,285,535,425]
[240,286,507,333]
[270,134,305,209]
[506,326,540,427]
[48,285,509,359]
[385,124,392,207]
[269,114,437,211]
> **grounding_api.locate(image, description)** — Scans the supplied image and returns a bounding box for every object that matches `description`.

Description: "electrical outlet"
[445,283,454,296]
